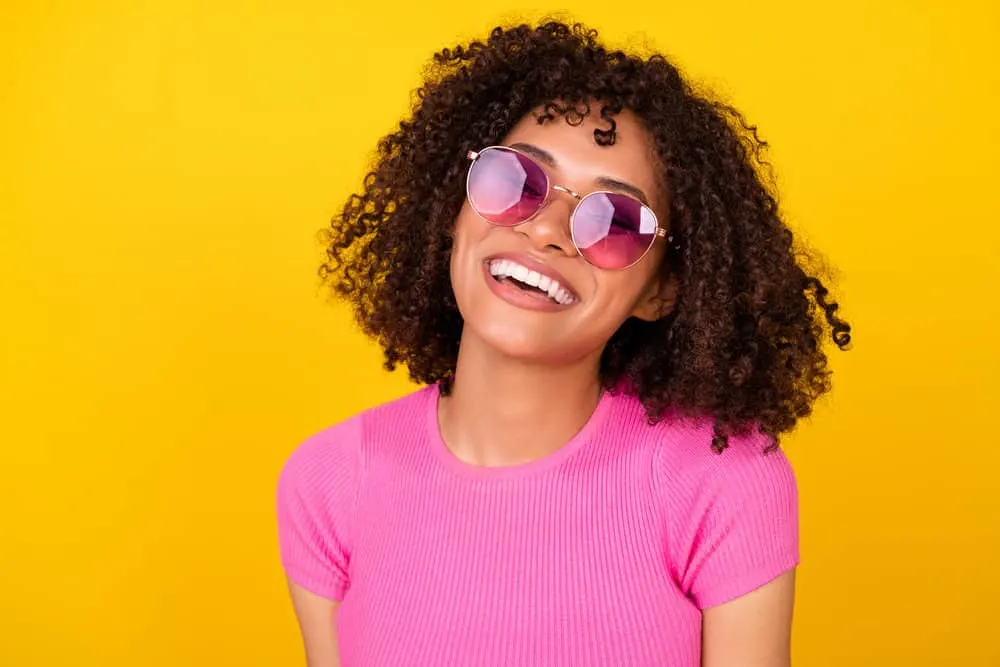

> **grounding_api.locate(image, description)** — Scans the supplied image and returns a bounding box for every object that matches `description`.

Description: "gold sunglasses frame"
[465,145,674,270]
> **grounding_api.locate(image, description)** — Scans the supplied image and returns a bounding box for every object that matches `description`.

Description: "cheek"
[449,206,496,302]
[585,269,660,329]
[451,205,490,258]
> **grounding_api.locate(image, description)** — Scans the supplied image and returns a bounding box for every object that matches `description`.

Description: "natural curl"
[321,20,853,452]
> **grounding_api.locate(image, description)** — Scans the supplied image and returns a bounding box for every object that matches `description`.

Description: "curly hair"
[320,20,852,452]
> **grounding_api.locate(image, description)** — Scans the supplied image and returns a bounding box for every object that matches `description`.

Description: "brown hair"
[320,20,852,452]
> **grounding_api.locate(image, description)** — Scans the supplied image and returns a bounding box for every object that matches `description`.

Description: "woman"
[277,20,851,667]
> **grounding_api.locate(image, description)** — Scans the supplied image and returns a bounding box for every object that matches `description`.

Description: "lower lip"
[482,263,574,312]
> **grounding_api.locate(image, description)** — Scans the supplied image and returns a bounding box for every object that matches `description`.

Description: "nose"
[517,187,579,256]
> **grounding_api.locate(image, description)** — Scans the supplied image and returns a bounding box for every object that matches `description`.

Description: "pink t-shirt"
[276,385,798,666]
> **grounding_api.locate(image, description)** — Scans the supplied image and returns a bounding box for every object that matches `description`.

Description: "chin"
[472,318,595,366]
[476,321,552,360]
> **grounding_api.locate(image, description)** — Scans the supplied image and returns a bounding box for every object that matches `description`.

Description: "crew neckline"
[425,382,613,480]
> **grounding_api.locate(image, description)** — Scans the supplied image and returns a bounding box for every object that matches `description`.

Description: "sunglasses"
[465,145,673,270]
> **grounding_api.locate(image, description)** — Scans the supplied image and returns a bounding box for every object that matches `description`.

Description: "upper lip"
[485,252,579,300]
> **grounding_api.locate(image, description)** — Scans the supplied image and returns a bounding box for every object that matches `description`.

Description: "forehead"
[500,105,664,211]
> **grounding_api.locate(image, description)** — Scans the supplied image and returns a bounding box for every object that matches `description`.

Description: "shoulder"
[274,388,434,602]
[649,409,797,506]
[277,385,435,499]
[639,407,799,609]
[601,389,795,489]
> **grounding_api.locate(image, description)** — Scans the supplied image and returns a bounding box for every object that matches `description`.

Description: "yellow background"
[2,1,997,665]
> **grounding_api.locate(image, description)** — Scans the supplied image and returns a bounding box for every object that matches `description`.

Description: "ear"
[631,272,679,322]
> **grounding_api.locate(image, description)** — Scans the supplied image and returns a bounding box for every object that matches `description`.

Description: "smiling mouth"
[486,258,576,306]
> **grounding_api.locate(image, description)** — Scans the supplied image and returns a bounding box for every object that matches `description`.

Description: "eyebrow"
[507,141,652,206]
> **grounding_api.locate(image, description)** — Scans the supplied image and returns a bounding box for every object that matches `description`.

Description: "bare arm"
[287,579,342,667]
[701,570,796,667]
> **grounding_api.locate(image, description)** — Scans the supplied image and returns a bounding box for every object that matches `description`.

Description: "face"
[449,104,676,365]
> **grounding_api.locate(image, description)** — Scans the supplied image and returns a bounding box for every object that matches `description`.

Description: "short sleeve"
[661,428,799,610]
[276,414,364,601]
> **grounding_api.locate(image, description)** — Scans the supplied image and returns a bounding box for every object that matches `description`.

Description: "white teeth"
[488,259,575,305]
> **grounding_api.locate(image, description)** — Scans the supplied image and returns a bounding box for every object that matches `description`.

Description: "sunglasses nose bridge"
[550,184,582,200]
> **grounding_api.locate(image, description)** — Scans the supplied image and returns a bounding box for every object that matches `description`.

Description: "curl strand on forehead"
[529,99,625,146]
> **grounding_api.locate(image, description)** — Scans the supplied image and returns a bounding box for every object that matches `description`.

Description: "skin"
[288,584,341,667]
[441,105,677,466]
[289,104,795,666]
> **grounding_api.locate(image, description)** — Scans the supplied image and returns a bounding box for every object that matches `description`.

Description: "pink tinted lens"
[572,192,658,269]
[467,147,548,226]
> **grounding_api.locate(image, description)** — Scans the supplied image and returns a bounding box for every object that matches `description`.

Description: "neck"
[437,331,603,467]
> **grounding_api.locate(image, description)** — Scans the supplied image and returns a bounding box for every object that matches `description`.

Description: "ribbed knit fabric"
[276,384,798,666]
